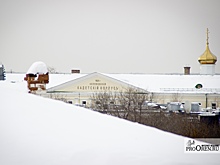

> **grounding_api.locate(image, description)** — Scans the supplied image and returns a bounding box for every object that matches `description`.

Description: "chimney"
[184,67,190,75]
[71,69,80,74]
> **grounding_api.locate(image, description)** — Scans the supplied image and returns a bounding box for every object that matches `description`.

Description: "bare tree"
[117,88,148,122]
[90,87,148,122]
[90,91,117,111]
[47,66,57,74]
[171,93,182,102]
[48,93,68,102]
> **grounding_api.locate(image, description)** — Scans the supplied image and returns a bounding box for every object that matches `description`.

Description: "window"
[212,103,216,109]
[195,84,203,89]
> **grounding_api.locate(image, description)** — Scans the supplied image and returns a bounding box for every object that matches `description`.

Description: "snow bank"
[0,86,219,165]
[27,61,48,74]
[0,73,28,93]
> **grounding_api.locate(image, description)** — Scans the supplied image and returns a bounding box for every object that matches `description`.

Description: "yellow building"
[47,72,220,109]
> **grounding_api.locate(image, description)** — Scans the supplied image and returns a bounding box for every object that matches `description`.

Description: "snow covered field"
[0,77,219,165]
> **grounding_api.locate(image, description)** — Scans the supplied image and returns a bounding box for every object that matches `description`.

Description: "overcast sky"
[0,0,220,74]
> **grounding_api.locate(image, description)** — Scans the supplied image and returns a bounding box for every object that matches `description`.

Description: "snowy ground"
[0,76,219,165]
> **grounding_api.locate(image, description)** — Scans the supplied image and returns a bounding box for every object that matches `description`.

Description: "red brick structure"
[24,62,49,93]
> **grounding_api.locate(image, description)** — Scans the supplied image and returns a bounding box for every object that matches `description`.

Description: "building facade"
[46,72,220,109]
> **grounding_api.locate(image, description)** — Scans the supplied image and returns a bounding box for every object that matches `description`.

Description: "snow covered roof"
[1,86,219,164]
[47,72,220,94]
[2,73,220,94]
[26,61,48,74]
[104,73,220,93]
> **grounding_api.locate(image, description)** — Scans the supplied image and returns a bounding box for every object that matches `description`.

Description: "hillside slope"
[0,86,219,165]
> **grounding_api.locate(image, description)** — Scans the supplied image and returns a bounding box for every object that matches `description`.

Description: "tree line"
[89,87,220,138]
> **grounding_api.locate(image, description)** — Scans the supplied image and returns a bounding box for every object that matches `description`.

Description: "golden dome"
[198,28,217,64]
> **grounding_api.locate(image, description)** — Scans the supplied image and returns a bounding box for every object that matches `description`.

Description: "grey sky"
[0,0,220,74]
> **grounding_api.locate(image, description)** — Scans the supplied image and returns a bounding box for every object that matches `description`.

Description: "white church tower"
[198,28,217,75]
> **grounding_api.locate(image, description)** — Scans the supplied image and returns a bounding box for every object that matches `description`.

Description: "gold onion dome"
[198,28,217,64]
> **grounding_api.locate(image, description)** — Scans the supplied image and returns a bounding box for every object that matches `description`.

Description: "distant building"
[46,72,220,109]
[0,64,6,80]
[44,29,219,110]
